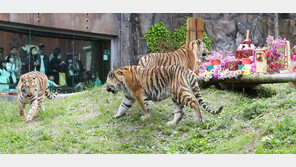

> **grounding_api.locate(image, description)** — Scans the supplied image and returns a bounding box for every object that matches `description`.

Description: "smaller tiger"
[17,71,59,122]
[138,39,209,70]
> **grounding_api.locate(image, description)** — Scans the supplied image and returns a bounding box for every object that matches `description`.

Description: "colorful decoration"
[242,58,252,65]
[238,65,244,70]
[235,30,256,59]
[193,35,296,82]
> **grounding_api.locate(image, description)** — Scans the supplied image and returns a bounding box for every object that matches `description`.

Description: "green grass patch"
[0,83,296,153]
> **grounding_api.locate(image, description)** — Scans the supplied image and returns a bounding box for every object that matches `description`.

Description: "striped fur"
[106,65,223,125]
[17,71,59,122]
[138,39,208,70]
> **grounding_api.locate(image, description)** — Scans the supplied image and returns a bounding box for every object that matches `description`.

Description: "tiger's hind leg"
[176,90,203,124]
[167,102,184,125]
[26,97,39,123]
[185,97,203,124]
[17,98,26,119]
[114,95,135,118]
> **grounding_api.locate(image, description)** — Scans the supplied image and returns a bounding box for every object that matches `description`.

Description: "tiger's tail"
[189,73,223,114]
[45,88,60,99]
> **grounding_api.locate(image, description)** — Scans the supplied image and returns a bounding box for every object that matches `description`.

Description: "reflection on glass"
[0,29,112,94]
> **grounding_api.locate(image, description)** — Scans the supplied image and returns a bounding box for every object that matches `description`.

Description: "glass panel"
[0,28,30,93]
[30,33,74,93]
[73,39,111,90]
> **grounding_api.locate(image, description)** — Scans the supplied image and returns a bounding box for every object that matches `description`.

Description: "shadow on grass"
[203,84,277,99]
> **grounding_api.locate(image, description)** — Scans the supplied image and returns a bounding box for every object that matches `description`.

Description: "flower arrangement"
[291,46,296,73]
[194,36,296,81]
[264,36,286,74]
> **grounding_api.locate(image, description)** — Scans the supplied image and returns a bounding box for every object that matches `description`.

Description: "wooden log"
[196,73,296,85]
[189,18,197,42]
[196,18,204,41]
[186,18,190,43]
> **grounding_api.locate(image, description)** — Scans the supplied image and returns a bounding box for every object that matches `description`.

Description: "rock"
[118,13,296,67]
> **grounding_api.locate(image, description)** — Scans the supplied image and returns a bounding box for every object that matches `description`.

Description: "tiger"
[17,71,59,122]
[106,65,223,125]
[138,39,209,70]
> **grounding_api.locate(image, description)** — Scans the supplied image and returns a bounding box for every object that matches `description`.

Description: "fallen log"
[196,73,296,87]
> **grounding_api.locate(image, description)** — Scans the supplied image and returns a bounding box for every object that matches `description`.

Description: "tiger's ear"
[21,77,25,83]
[197,39,202,46]
[109,71,114,78]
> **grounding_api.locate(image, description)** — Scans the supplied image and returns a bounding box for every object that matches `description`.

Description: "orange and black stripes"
[138,40,208,71]
[106,65,223,124]
[17,71,59,122]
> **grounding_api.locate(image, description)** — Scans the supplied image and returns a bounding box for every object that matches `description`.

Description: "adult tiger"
[17,71,59,122]
[106,65,223,125]
[138,39,209,70]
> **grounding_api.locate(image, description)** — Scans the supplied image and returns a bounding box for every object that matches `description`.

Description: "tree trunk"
[274,13,279,40]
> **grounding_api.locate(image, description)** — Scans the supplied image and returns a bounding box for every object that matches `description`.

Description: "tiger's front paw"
[166,121,176,126]
[140,114,150,121]
[26,117,33,123]
[113,113,126,118]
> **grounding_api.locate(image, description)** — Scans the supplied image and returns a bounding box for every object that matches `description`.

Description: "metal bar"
[119,13,123,67]
[72,36,75,87]
[28,30,31,72]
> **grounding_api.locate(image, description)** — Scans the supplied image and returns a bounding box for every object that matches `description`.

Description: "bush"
[143,18,212,53]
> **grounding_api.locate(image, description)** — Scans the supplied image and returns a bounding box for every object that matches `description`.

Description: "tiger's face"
[106,70,125,94]
[21,77,38,98]
[189,39,209,59]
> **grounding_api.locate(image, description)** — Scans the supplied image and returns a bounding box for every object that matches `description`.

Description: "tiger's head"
[20,75,38,98]
[187,39,209,60]
[106,69,126,94]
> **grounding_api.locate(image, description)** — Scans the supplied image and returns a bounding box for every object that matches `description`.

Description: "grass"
[1,83,296,153]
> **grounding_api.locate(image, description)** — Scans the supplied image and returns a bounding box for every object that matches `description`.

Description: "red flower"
[291,54,293,60]
[279,63,281,68]
[294,51,296,55]
[270,64,273,68]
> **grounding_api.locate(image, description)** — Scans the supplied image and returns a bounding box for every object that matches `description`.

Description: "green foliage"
[203,31,212,52]
[143,22,170,53]
[143,18,212,53]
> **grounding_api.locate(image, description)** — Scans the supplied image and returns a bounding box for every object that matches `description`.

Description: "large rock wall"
[116,13,296,68]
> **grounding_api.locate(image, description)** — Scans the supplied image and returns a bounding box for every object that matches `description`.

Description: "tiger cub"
[138,39,209,70]
[106,65,223,125]
[17,71,59,122]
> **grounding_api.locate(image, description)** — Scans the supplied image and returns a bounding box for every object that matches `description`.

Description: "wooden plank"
[196,18,204,41]
[189,18,197,42]
[186,18,190,43]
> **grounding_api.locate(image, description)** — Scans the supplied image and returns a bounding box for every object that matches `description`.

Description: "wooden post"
[186,17,204,43]
[186,18,190,43]
[196,18,204,41]
[189,18,197,43]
